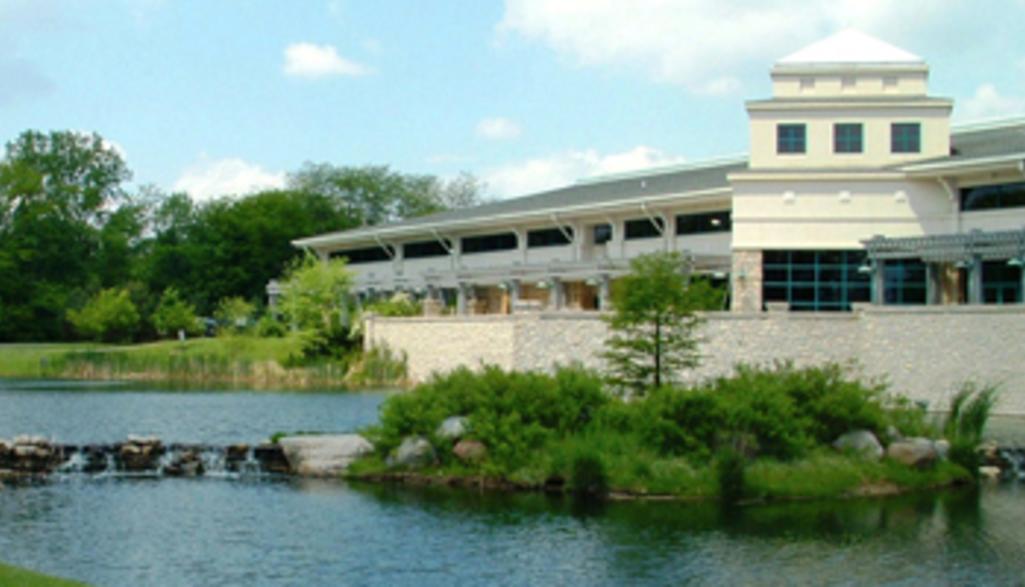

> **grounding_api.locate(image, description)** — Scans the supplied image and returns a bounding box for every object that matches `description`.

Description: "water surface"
[1,380,1024,586]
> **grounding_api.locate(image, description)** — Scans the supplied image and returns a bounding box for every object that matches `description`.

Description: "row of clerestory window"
[776,122,920,155]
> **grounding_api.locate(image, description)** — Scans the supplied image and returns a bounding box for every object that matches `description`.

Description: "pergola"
[861,228,1025,304]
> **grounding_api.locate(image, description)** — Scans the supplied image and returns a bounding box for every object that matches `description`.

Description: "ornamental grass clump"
[943,382,999,477]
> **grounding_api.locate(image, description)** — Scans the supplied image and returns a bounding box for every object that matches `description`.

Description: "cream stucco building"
[290,30,1025,315]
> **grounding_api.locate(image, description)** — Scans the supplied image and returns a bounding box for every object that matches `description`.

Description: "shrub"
[215,297,256,334]
[152,288,200,338]
[943,382,998,445]
[570,450,609,496]
[345,344,408,388]
[715,449,747,504]
[255,314,287,338]
[67,288,140,343]
[363,292,421,317]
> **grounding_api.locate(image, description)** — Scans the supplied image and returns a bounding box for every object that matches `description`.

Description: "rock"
[832,430,883,460]
[118,436,164,472]
[3,437,61,473]
[452,439,487,464]
[225,444,250,471]
[933,439,950,460]
[977,441,1006,468]
[979,466,1002,481]
[254,443,290,474]
[278,434,374,477]
[436,416,469,440]
[884,426,902,443]
[81,445,110,474]
[887,437,938,469]
[388,436,436,468]
[164,450,204,477]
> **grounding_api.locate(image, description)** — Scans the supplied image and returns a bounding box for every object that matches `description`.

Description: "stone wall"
[365,305,1025,415]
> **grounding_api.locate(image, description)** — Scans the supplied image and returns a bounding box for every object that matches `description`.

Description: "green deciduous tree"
[152,288,200,338]
[602,252,720,394]
[67,288,140,343]
[0,130,133,340]
[214,296,256,333]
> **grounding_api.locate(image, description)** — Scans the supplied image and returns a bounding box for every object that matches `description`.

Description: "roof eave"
[900,153,1025,177]
[291,186,734,249]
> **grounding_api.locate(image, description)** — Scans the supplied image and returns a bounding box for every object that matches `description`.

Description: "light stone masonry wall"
[365,305,1025,415]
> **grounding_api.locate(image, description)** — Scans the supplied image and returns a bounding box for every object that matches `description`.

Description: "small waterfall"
[998,447,1025,481]
[12,441,287,480]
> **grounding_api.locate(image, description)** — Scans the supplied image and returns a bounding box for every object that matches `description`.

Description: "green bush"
[215,296,256,334]
[152,287,200,338]
[255,314,287,338]
[570,450,609,496]
[363,292,421,317]
[67,288,140,343]
[715,449,747,504]
[371,364,608,470]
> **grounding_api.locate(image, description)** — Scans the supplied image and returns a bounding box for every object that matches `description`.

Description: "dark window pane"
[593,224,613,244]
[891,122,921,153]
[777,124,806,154]
[403,239,450,259]
[527,227,573,248]
[330,246,392,264]
[761,249,870,311]
[675,210,731,235]
[834,123,863,153]
[461,232,518,254]
[960,181,1025,212]
[624,218,664,240]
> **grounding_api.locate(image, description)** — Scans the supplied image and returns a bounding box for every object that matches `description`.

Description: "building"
[290,29,1025,315]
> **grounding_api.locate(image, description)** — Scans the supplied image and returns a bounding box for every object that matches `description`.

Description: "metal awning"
[862,229,1025,263]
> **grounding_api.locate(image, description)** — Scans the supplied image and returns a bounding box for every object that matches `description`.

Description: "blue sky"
[1,0,1023,200]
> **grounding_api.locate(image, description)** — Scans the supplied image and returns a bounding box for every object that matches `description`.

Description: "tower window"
[891,123,921,153]
[777,124,806,154]
[834,123,863,154]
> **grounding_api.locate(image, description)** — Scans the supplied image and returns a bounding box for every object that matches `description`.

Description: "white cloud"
[476,117,522,140]
[173,157,286,201]
[958,84,1025,122]
[283,42,371,79]
[484,145,684,198]
[498,0,971,92]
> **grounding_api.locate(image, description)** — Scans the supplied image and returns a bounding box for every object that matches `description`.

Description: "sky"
[1,0,1023,201]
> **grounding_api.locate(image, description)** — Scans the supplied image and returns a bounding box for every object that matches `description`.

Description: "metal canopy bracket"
[373,235,396,259]
[430,229,456,255]
[640,202,667,234]
[549,213,575,243]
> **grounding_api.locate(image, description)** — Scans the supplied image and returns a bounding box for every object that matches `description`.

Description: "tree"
[279,253,355,359]
[602,252,720,394]
[152,288,200,338]
[67,288,140,343]
[214,296,256,333]
[0,130,132,340]
[279,253,353,332]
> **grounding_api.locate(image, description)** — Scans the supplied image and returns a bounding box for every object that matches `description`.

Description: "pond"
[1,379,1024,586]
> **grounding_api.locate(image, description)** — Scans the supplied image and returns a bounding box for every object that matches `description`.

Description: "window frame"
[777,123,807,154]
[833,123,863,154]
[891,122,921,154]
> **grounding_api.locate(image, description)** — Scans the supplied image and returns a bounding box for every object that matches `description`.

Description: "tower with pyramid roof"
[729,30,956,311]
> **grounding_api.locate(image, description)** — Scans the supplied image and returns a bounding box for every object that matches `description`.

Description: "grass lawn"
[0,561,88,587]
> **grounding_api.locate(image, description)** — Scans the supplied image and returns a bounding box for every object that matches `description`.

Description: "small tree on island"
[152,287,201,338]
[602,252,722,395]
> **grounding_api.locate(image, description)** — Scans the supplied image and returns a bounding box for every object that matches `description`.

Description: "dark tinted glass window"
[762,249,870,311]
[330,246,392,264]
[891,122,920,153]
[883,259,926,305]
[624,218,664,240]
[834,123,863,153]
[676,210,731,235]
[982,260,1022,304]
[403,239,451,259]
[461,232,517,254]
[960,181,1025,212]
[593,224,613,244]
[777,124,806,154]
[527,227,573,248]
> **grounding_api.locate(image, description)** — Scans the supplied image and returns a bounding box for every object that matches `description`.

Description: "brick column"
[730,250,763,312]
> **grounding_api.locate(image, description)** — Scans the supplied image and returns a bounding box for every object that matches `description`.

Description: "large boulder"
[436,416,469,440]
[388,436,436,468]
[886,437,938,469]
[164,449,204,477]
[118,436,164,472]
[832,430,883,460]
[453,439,487,464]
[278,434,374,477]
[2,436,62,474]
